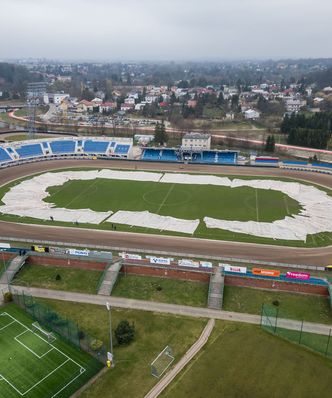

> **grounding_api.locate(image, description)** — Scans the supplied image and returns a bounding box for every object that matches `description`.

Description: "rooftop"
[183,132,211,140]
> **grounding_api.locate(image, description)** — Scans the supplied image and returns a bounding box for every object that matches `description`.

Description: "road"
[7,111,332,157]
[0,159,331,265]
[7,285,332,336]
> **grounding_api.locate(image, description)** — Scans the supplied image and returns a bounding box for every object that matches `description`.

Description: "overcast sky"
[1,0,332,61]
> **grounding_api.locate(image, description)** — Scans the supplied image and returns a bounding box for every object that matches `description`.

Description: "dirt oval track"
[0,159,331,266]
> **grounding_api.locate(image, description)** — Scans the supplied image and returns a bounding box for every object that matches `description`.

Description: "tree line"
[281,112,332,149]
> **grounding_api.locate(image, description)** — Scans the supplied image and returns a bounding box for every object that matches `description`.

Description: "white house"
[244,109,261,120]
[182,133,211,150]
[284,98,306,113]
[124,97,136,105]
[43,93,70,105]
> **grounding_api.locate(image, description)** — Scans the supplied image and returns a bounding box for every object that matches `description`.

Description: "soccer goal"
[31,322,56,344]
[150,346,174,378]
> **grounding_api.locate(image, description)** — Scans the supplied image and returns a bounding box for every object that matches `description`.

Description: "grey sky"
[1,0,332,61]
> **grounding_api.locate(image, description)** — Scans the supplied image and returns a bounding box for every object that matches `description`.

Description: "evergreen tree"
[115,320,135,345]
[154,120,168,145]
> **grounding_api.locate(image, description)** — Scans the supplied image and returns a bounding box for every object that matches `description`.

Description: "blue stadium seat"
[50,140,76,154]
[160,149,178,161]
[142,149,161,160]
[114,144,130,154]
[15,144,43,158]
[312,162,332,169]
[0,147,12,162]
[202,151,217,163]
[217,152,236,164]
[83,140,109,153]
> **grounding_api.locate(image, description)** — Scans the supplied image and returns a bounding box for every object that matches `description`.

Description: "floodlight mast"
[26,82,47,139]
[106,301,114,367]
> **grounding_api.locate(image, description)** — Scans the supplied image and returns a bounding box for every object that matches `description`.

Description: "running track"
[0,159,331,266]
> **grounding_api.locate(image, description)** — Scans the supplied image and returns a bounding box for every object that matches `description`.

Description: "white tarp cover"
[106,210,199,234]
[160,173,332,241]
[1,169,331,240]
[0,170,162,224]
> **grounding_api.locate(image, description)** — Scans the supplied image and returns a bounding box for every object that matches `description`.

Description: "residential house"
[244,109,261,120]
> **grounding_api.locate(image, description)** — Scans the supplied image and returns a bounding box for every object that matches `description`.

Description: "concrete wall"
[225,275,329,296]
[27,255,108,271]
[122,264,210,283]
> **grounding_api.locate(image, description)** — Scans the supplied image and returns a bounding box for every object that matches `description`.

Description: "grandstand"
[0,136,133,167]
[141,147,237,165]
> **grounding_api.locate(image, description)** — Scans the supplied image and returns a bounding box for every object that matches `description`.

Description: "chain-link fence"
[328,283,332,310]
[261,304,332,359]
[11,288,107,363]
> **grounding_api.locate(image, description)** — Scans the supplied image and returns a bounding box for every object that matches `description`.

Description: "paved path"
[7,285,332,336]
[144,319,215,398]
[0,160,331,266]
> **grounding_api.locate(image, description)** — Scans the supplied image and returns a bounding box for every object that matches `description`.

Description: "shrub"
[156,285,163,291]
[3,292,13,303]
[90,339,103,351]
[115,320,135,345]
[55,274,62,281]
[272,300,280,307]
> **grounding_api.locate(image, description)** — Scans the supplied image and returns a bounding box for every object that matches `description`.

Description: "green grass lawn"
[223,285,332,324]
[161,321,332,398]
[1,168,332,247]
[12,264,102,294]
[38,299,206,398]
[45,177,300,223]
[112,274,208,307]
[0,304,102,398]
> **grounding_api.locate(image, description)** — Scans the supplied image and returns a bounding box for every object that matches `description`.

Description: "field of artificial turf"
[0,304,102,398]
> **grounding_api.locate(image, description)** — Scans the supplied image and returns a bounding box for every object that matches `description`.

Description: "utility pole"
[106,302,114,367]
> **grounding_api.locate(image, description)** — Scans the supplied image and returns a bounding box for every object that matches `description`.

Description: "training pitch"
[0,305,102,398]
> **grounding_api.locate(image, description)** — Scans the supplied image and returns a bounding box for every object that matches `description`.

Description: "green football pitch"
[0,305,102,398]
[1,169,332,247]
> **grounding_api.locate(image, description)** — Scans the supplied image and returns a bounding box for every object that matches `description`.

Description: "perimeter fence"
[261,304,332,359]
[11,288,107,363]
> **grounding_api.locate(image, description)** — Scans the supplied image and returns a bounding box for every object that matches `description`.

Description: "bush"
[156,285,163,291]
[115,320,135,345]
[55,274,62,281]
[3,292,13,303]
[90,339,103,351]
[272,300,280,307]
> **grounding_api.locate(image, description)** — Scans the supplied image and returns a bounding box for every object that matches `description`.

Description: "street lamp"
[105,302,114,367]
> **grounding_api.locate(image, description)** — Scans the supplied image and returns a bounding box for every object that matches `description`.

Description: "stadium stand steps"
[208,270,225,310]
[0,254,28,284]
[98,260,123,295]
[0,147,12,162]
[15,143,43,158]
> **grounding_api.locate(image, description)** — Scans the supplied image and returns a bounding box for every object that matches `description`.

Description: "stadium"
[0,134,332,398]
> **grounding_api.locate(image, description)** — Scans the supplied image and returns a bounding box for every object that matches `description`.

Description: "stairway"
[98,260,123,296]
[207,270,224,310]
[0,254,28,285]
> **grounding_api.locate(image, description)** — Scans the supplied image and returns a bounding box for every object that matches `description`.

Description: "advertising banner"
[178,259,200,268]
[150,257,171,265]
[223,265,247,274]
[200,261,213,268]
[252,268,280,277]
[120,252,142,260]
[67,248,90,257]
[286,271,310,280]
[31,245,49,253]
